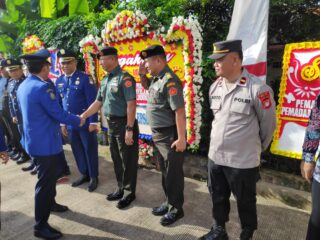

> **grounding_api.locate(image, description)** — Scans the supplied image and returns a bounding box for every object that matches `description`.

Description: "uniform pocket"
[229,102,252,125]
[210,101,221,114]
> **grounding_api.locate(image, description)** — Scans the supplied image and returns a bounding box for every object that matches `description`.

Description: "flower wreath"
[22,35,45,54]
[80,11,203,151]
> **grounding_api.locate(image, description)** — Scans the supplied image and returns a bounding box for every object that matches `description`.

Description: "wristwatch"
[126,125,133,131]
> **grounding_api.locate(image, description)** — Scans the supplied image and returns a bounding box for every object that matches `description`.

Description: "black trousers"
[208,160,259,230]
[306,180,320,240]
[152,126,184,212]
[34,152,64,230]
[108,118,139,197]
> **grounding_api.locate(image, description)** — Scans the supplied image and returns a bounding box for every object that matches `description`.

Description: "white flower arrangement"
[79,35,103,84]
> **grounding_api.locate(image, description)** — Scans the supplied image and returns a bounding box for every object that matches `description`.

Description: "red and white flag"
[227,0,269,81]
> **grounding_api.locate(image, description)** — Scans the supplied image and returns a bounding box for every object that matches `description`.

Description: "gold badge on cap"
[60,49,65,55]
[7,60,11,65]
[142,51,147,58]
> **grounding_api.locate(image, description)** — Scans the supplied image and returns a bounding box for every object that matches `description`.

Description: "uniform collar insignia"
[238,77,247,86]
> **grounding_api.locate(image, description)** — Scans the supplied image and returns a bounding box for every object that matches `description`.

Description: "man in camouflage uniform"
[82,46,139,209]
[139,45,186,226]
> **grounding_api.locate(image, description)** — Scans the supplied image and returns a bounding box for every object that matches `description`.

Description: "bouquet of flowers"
[22,35,45,54]
[139,139,154,160]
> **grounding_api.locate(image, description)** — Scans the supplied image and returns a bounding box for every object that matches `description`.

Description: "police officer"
[301,93,320,240]
[199,40,276,240]
[56,49,99,192]
[17,49,84,239]
[0,126,9,164]
[138,45,186,226]
[81,46,139,209]
[0,60,20,160]
[4,59,31,165]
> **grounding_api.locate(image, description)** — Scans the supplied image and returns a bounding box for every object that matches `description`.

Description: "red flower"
[173,25,180,31]
[143,19,148,25]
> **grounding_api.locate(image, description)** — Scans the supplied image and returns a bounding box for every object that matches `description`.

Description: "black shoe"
[152,205,169,216]
[160,209,184,226]
[51,203,69,213]
[22,164,34,171]
[88,178,98,192]
[71,175,90,187]
[106,190,124,201]
[34,226,62,239]
[30,167,37,175]
[10,153,20,161]
[240,229,254,240]
[198,225,229,240]
[117,194,136,209]
[16,156,29,164]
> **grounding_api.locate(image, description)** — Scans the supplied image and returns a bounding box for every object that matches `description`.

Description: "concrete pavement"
[0,145,311,240]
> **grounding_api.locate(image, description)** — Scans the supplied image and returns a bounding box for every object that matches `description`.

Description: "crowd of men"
[0,40,317,240]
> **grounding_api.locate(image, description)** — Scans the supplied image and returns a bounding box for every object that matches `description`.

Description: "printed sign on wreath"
[271,41,320,159]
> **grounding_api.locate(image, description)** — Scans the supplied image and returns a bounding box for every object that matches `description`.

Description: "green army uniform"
[97,65,139,197]
[147,65,185,213]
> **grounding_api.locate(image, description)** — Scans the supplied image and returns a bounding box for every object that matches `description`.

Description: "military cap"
[57,49,76,63]
[208,40,242,60]
[99,46,118,57]
[140,45,166,60]
[3,59,22,71]
[0,59,6,68]
[19,49,51,64]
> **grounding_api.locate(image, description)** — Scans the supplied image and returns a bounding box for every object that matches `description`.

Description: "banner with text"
[271,41,320,159]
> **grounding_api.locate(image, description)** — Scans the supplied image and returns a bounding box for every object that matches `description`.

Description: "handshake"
[79,112,87,127]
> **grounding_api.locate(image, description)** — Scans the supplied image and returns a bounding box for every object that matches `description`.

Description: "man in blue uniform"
[18,49,84,239]
[4,59,31,166]
[56,49,99,192]
[0,126,9,163]
[81,46,139,209]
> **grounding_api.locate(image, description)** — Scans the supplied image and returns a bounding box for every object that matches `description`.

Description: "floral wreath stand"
[80,10,203,166]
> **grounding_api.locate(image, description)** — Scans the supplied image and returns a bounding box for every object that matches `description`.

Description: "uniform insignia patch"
[75,81,80,85]
[46,88,53,93]
[58,83,64,87]
[239,77,247,85]
[124,80,132,88]
[258,91,271,109]
[7,60,11,65]
[50,92,56,100]
[166,82,176,88]
[169,87,178,96]
[165,72,173,80]
[60,49,65,55]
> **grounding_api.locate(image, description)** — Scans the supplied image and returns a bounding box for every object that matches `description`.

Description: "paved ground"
[0,145,311,240]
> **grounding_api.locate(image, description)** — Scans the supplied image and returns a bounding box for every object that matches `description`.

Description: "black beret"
[57,49,76,63]
[19,49,51,64]
[2,58,22,70]
[99,46,118,57]
[208,40,242,60]
[140,45,166,60]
